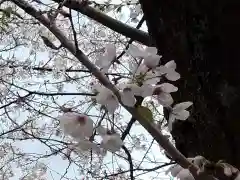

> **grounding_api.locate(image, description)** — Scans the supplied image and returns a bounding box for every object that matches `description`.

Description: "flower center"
[123,87,132,93]
[77,116,86,126]
[153,87,163,95]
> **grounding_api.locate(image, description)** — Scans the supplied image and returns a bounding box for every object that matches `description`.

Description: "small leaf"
[137,106,153,122]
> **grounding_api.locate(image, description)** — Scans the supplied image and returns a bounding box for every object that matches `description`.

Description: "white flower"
[127,44,147,57]
[127,45,161,69]
[95,85,119,113]
[223,166,232,177]
[140,84,155,97]
[156,60,180,81]
[144,54,162,69]
[153,83,177,107]
[168,101,193,131]
[155,83,178,93]
[95,44,116,73]
[121,89,136,107]
[118,83,142,107]
[59,112,93,139]
[100,133,123,153]
[96,126,123,153]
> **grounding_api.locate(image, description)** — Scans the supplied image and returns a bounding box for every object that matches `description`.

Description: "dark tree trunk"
[140,0,240,169]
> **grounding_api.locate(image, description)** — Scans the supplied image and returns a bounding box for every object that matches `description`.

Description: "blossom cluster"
[59,112,123,155]
[58,43,193,160]
[166,156,240,180]
[94,44,193,131]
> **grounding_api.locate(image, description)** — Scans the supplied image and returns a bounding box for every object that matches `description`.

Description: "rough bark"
[140,0,240,169]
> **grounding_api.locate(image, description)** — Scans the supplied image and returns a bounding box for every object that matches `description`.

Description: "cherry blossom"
[100,133,123,153]
[95,44,116,72]
[155,83,178,93]
[95,85,119,113]
[59,112,94,139]
[140,84,155,97]
[156,60,181,81]
[153,83,178,107]
[168,101,193,131]
[127,44,162,69]
[96,125,123,153]
[118,83,142,107]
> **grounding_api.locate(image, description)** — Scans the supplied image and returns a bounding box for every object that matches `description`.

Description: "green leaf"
[137,106,154,122]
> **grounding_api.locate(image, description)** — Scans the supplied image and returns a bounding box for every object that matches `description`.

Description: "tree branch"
[51,0,150,46]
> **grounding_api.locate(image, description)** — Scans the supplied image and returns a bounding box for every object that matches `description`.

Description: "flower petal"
[140,84,155,97]
[156,65,172,75]
[157,92,174,107]
[173,101,193,112]
[129,84,142,95]
[95,88,109,104]
[105,97,119,113]
[224,166,232,177]
[121,90,136,107]
[100,134,123,153]
[159,83,178,93]
[165,60,176,70]
[127,44,145,58]
[175,110,190,120]
[95,87,119,113]
[145,47,158,55]
[165,71,181,81]
[144,54,161,69]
